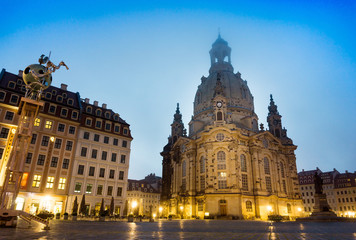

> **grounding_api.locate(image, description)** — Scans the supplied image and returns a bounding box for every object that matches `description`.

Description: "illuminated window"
[45,120,53,129]
[246,201,252,212]
[218,172,227,189]
[20,172,29,189]
[86,184,93,194]
[32,175,41,188]
[58,178,66,190]
[74,182,82,193]
[46,176,54,189]
[34,118,40,127]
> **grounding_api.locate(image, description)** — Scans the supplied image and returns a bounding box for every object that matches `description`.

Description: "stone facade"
[161,36,303,220]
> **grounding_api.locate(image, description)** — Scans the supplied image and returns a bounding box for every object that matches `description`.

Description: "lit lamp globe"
[23,64,52,91]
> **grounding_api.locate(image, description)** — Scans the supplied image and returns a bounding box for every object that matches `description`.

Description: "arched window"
[217,151,226,170]
[96,109,102,117]
[217,111,223,121]
[241,154,247,172]
[200,156,205,173]
[182,161,186,177]
[264,157,270,175]
[280,162,285,178]
[287,203,292,214]
[246,201,252,212]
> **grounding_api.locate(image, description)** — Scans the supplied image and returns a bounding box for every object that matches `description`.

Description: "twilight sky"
[1,1,355,179]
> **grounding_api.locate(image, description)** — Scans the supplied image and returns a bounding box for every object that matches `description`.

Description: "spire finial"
[218,27,221,38]
[270,94,273,102]
[176,103,180,113]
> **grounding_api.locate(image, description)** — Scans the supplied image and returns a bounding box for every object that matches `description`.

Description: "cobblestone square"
[1,219,356,240]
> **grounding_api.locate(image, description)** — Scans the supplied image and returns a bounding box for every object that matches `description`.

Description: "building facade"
[298,168,356,218]
[126,179,160,217]
[161,36,303,220]
[0,69,132,216]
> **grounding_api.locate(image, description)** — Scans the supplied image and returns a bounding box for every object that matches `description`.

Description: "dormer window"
[57,95,63,102]
[0,91,5,101]
[114,114,119,121]
[67,98,74,106]
[45,92,52,99]
[21,85,26,92]
[52,90,57,95]
[17,79,22,85]
[105,112,110,119]
[86,106,92,114]
[62,93,67,99]
[96,109,102,116]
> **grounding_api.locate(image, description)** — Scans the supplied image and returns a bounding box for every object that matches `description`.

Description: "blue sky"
[1,1,355,179]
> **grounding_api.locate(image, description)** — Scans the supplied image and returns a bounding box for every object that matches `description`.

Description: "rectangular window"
[97,185,103,195]
[282,180,287,193]
[0,148,3,159]
[25,152,33,164]
[91,149,97,159]
[0,91,5,101]
[81,147,87,157]
[104,136,109,144]
[72,111,78,120]
[60,108,68,117]
[65,141,73,151]
[122,140,127,148]
[117,187,122,197]
[78,165,84,175]
[95,120,102,129]
[46,176,54,189]
[0,128,9,139]
[31,134,37,144]
[74,182,82,193]
[62,158,69,169]
[105,123,111,131]
[200,175,205,191]
[5,111,14,121]
[49,105,56,114]
[34,118,40,127]
[101,151,107,160]
[69,126,76,134]
[109,169,115,179]
[86,184,93,194]
[120,155,126,164]
[45,120,53,129]
[218,180,227,189]
[54,138,62,149]
[99,168,105,178]
[41,136,49,146]
[266,176,272,193]
[57,123,65,132]
[123,128,128,135]
[50,157,58,167]
[94,134,100,142]
[58,178,66,190]
[119,171,124,180]
[89,166,95,176]
[37,154,46,165]
[182,178,186,191]
[32,175,41,188]
[242,174,248,191]
[85,118,92,126]
[114,125,120,133]
[83,132,90,140]
[111,153,117,162]
[107,186,113,196]
[113,138,118,146]
[10,94,19,104]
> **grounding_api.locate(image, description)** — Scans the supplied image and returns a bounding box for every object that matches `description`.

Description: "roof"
[127,179,160,194]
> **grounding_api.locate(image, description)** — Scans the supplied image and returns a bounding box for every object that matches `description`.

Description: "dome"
[190,36,257,135]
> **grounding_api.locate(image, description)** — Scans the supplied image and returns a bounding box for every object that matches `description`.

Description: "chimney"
[85,98,90,104]
[345,170,348,173]
[18,70,23,77]
[302,169,304,172]
[94,101,98,106]
[61,83,68,91]
[102,103,107,109]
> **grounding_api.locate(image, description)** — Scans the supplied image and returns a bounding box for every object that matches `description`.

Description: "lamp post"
[180,205,184,219]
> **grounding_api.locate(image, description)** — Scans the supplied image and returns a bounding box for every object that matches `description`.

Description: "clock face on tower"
[216,101,222,108]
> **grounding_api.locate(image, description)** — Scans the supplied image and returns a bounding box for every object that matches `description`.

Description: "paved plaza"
[1,219,356,240]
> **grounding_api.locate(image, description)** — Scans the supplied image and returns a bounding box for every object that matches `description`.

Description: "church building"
[161,35,303,220]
